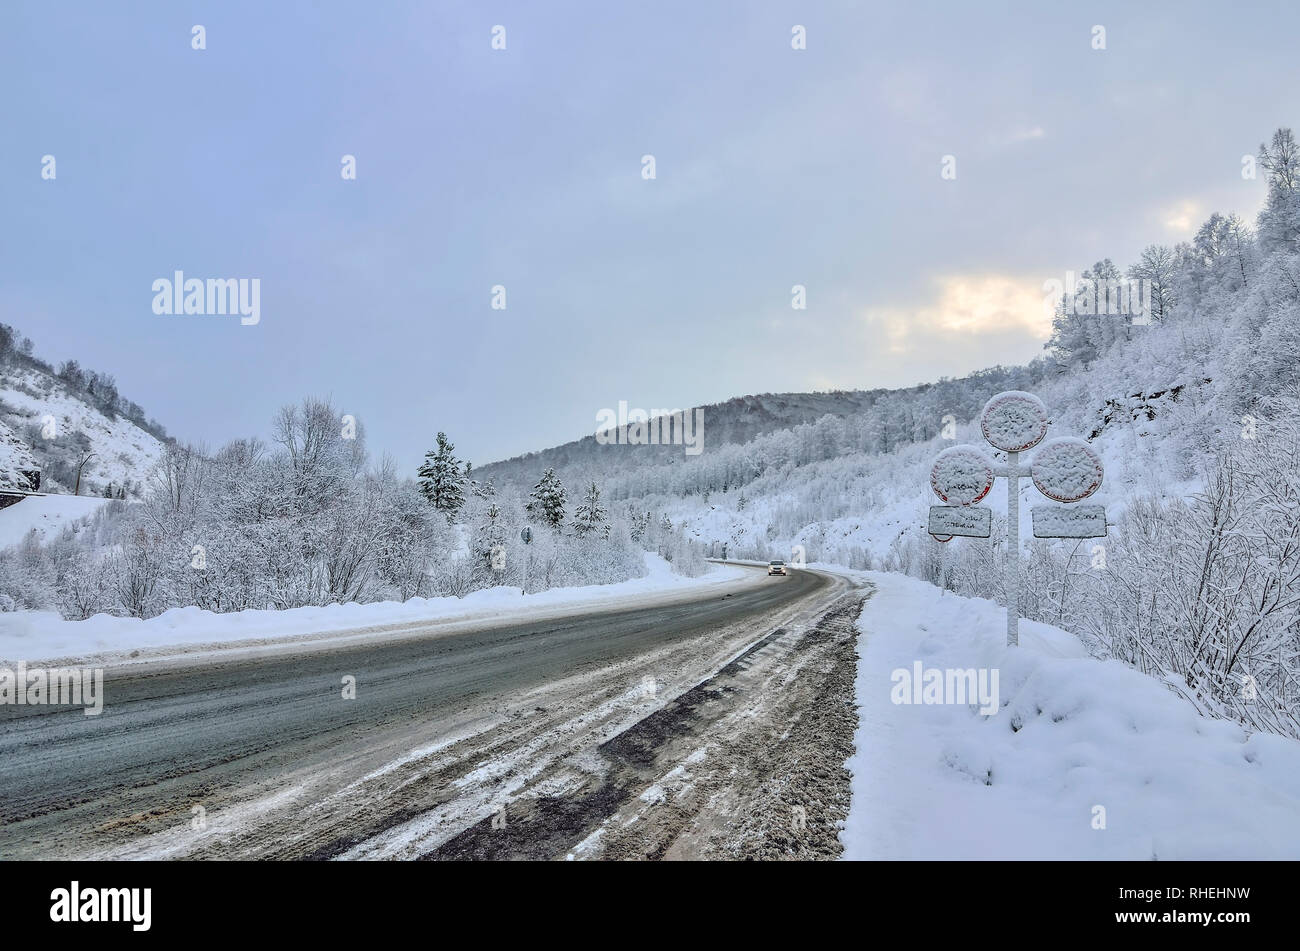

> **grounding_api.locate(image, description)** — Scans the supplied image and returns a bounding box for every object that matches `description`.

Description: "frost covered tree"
[1046,259,1129,367]
[472,502,508,581]
[272,396,364,517]
[1126,244,1178,323]
[571,481,608,538]
[374,479,443,601]
[417,432,465,519]
[526,467,567,530]
[1175,213,1256,318]
[1258,127,1300,255]
[56,359,86,389]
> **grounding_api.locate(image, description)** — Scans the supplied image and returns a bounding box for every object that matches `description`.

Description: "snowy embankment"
[843,572,1300,860]
[0,493,112,548]
[0,554,748,665]
[0,365,167,496]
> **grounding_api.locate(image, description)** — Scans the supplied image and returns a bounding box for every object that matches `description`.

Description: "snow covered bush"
[0,398,686,620]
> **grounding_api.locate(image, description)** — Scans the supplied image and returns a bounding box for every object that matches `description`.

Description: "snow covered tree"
[1126,244,1178,323]
[1175,213,1255,317]
[1046,259,1130,367]
[56,359,86,390]
[473,502,508,579]
[374,480,442,601]
[417,432,465,519]
[526,467,567,530]
[1258,127,1300,255]
[571,481,608,538]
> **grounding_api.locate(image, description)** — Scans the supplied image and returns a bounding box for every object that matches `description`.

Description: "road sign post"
[1005,450,1021,646]
[520,526,532,596]
[929,391,1106,647]
[982,449,1034,647]
[980,391,1049,648]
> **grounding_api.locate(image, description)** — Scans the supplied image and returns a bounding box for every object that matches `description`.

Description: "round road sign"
[980,391,1049,452]
[930,445,995,506]
[1031,437,1104,502]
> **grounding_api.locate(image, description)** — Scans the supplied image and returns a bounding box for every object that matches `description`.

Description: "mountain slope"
[0,359,166,497]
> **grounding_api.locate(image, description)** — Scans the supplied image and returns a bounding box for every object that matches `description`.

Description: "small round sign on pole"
[930,445,995,506]
[1030,437,1104,502]
[980,391,1049,452]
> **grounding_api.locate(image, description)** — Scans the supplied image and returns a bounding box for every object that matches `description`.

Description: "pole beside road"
[929,391,1107,647]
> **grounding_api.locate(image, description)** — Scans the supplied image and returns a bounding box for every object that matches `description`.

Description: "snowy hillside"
[477,387,915,491]
[0,418,39,490]
[0,361,166,498]
[662,350,1209,567]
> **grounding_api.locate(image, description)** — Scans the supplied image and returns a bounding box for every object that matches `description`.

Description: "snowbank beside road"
[0,554,749,664]
[843,572,1300,860]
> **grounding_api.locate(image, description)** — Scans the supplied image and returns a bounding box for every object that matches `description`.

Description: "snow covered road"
[0,564,855,860]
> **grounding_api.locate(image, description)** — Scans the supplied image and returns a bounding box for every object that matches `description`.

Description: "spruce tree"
[417,432,465,518]
[474,502,506,575]
[526,468,567,530]
[571,481,608,538]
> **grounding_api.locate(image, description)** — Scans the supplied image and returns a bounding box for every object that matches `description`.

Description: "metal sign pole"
[520,526,532,596]
[1005,450,1019,647]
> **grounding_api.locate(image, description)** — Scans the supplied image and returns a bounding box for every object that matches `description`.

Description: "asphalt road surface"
[0,565,840,859]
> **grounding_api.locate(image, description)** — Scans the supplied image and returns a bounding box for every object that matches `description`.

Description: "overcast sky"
[1,0,1293,468]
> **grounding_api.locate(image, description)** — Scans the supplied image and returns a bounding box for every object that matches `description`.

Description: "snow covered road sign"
[980,390,1049,452]
[1031,504,1107,538]
[928,391,1108,647]
[1030,438,1104,502]
[929,505,992,538]
[929,445,996,506]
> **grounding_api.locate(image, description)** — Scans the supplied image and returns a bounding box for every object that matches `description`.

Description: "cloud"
[1161,199,1203,235]
[788,275,1053,394]
[860,274,1052,355]
[988,126,1046,148]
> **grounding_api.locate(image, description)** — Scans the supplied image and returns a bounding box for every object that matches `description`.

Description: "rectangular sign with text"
[1031,504,1107,538]
[928,505,993,538]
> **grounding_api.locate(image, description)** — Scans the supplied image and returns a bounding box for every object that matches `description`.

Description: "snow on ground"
[0,419,39,487]
[0,365,165,495]
[0,553,748,664]
[0,493,113,549]
[843,571,1300,860]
